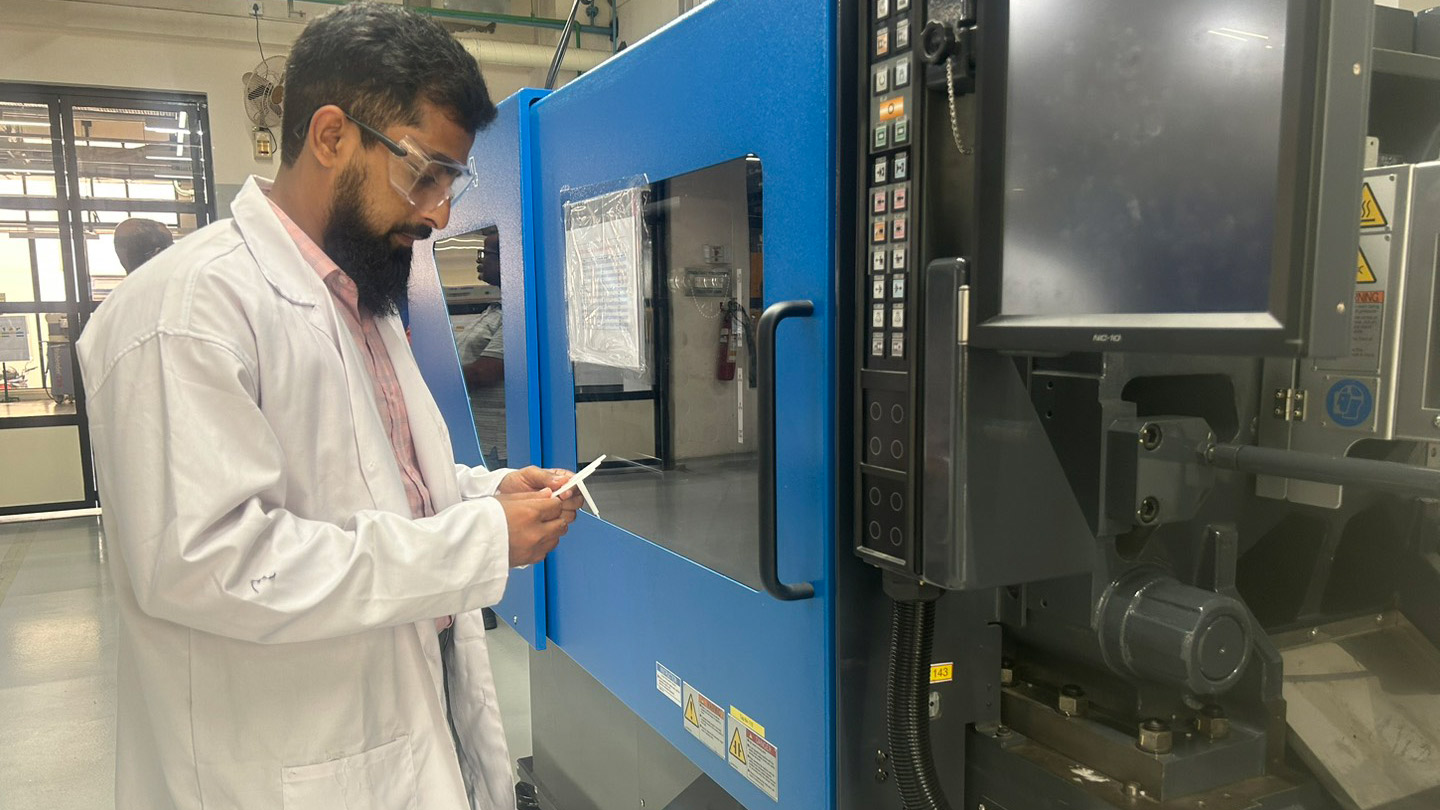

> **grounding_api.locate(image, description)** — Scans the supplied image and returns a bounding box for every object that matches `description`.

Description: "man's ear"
[306,105,350,169]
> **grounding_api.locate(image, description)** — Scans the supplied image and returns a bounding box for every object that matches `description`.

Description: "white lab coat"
[77,177,517,810]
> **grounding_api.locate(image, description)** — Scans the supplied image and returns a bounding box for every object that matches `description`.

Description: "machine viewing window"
[572,157,766,588]
[970,0,1364,356]
[436,226,508,468]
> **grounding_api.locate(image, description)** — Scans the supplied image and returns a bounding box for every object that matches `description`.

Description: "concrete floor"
[0,515,533,809]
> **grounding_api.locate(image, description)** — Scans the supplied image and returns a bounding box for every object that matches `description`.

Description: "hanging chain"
[945,56,974,156]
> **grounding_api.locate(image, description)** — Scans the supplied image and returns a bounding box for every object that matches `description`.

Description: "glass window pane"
[0,234,64,304]
[0,102,57,194]
[72,105,204,200]
[437,227,509,467]
[570,157,766,588]
[0,312,77,418]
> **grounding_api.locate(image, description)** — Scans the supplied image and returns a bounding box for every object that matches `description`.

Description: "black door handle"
[757,299,816,601]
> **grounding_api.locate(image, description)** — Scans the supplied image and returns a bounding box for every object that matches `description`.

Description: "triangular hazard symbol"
[1360,184,1388,229]
[1357,249,1377,284]
[730,728,747,764]
[684,696,699,727]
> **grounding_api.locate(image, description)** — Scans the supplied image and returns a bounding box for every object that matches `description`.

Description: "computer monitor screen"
[971,0,1366,355]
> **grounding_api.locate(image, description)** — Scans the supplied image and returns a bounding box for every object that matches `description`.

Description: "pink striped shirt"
[266,198,436,521]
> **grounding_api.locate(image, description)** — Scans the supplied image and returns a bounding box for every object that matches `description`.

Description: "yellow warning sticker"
[730,728,748,764]
[1357,248,1377,284]
[682,683,727,758]
[684,695,700,727]
[1360,183,1388,229]
[930,662,955,684]
[729,706,766,738]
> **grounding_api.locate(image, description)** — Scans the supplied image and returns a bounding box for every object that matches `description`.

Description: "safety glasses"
[345,112,476,213]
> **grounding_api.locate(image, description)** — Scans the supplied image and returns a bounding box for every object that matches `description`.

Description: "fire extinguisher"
[716,300,737,381]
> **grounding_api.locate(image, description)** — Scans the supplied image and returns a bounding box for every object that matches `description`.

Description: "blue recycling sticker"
[1326,379,1374,428]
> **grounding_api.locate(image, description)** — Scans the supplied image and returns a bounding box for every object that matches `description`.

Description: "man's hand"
[501,466,582,521]
[498,490,569,567]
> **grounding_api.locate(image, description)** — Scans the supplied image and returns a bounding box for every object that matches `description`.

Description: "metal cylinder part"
[1097,569,1254,695]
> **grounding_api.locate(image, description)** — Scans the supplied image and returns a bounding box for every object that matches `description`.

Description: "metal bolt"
[1337,302,1347,314]
[1137,496,1161,525]
[995,725,1012,737]
[1124,781,1142,799]
[1137,718,1173,754]
[1377,614,1386,625]
[1000,657,1014,686]
[640,801,646,808]
[1309,627,1320,639]
[876,749,889,765]
[1139,423,1163,450]
[1353,62,1363,75]
[1432,414,1440,430]
[1058,684,1089,717]
[1196,704,1231,740]
[512,616,519,624]
[875,768,889,783]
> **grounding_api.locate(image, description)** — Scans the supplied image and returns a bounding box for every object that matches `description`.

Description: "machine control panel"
[857,0,924,573]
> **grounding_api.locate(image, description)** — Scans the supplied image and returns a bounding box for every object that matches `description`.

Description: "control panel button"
[895,58,911,87]
[894,151,909,180]
[876,0,890,19]
[872,332,886,357]
[893,185,908,210]
[890,334,905,358]
[872,190,887,214]
[873,156,888,184]
[872,304,886,328]
[873,124,889,150]
[874,67,890,95]
[892,276,906,299]
[891,304,905,329]
[876,27,890,58]
[893,247,907,270]
[872,220,888,244]
[892,217,907,241]
[896,0,909,10]
[893,117,909,144]
[879,96,905,121]
[873,276,887,300]
[872,250,888,271]
[896,18,911,49]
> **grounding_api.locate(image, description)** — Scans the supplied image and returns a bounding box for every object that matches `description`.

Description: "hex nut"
[1137,719,1173,754]
[1196,705,1230,740]
[1058,684,1088,717]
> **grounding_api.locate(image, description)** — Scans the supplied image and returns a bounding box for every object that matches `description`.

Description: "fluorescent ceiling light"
[0,120,49,128]
[152,174,193,180]
[144,126,192,135]
[145,155,192,162]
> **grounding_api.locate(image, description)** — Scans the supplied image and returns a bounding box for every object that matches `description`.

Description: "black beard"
[321,167,431,317]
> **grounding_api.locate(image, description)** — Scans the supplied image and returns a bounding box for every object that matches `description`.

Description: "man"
[75,5,576,809]
[113,216,174,273]
[459,231,508,467]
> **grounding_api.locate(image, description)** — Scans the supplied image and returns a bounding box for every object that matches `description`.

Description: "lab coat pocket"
[281,735,418,810]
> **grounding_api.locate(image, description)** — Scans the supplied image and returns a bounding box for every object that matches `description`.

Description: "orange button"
[879,97,905,121]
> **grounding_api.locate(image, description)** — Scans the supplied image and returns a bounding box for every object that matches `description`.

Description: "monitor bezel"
[967,0,1372,357]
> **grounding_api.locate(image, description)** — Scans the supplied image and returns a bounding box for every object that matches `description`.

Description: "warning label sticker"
[1360,182,1389,229]
[727,713,779,801]
[683,683,727,758]
[1351,234,1391,366]
[656,662,682,707]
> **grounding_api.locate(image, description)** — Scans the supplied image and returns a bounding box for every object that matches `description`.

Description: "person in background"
[75,4,577,809]
[459,231,508,468]
[113,217,174,273]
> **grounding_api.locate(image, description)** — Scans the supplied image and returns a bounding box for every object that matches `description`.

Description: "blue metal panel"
[531,3,838,807]
[408,89,551,649]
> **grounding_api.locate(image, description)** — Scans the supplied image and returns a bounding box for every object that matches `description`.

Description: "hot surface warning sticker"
[1351,234,1391,367]
[682,683,727,758]
[727,713,779,801]
[1360,182,1389,229]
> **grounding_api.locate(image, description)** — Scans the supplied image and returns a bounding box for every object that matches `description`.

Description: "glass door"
[0,85,215,515]
[529,2,840,806]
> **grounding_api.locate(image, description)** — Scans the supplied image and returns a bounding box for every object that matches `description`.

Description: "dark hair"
[114,218,174,273]
[280,2,497,166]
